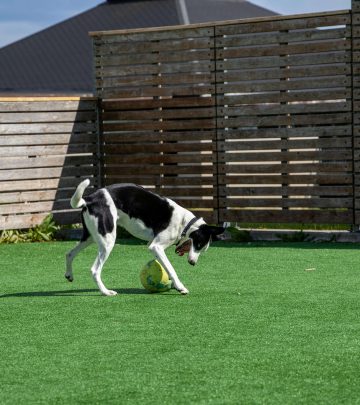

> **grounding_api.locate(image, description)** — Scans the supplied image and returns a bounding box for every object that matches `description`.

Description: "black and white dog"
[65,179,224,296]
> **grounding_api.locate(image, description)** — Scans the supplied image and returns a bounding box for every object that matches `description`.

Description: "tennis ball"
[140,260,172,293]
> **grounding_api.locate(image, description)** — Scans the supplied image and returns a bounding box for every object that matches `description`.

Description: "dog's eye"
[194,240,208,251]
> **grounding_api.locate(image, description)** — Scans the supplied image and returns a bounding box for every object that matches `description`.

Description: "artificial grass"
[1,240,360,404]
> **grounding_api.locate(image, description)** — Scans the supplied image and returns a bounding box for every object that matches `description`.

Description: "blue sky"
[0,0,351,48]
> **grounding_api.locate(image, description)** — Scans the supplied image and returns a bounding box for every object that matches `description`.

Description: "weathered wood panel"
[93,24,218,223]
[0,97,98,229]
[215,10,353,225]
[353,0,360,225]
[91,9,355,226]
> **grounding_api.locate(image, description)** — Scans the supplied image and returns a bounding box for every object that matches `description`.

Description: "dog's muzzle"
[175,239,191,257]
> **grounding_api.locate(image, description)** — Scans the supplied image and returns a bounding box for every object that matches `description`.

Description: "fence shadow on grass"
[0,288,150,298]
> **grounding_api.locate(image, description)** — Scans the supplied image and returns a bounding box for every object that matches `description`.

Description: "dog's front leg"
[149,243,189,295]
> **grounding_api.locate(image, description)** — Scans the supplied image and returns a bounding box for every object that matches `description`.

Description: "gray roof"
[0,0,276,94]
[186,0,276,24]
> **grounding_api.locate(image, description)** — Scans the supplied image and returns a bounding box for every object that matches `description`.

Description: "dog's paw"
[178,287,189,295]
[65,273,73,282]
[102,290,118,297]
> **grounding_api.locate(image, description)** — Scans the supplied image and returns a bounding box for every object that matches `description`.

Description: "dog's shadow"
[0,288,150,298]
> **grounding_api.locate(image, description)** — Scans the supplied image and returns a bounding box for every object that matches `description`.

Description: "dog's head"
[175,224,225,266]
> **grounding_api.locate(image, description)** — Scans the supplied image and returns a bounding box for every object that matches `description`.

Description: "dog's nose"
[189,259,196,266]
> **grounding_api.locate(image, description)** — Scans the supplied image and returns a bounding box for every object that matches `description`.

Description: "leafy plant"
[0,229,28,244]
[0,215,60,244]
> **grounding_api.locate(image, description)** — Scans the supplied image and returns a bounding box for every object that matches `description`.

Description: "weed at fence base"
[0,215,59,244]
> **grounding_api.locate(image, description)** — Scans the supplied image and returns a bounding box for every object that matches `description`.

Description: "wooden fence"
[91,9,355,226]
[0,97,98,230]
[1,8,360,230]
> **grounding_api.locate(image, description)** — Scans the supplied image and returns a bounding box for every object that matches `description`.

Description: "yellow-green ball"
[140,260,172,293]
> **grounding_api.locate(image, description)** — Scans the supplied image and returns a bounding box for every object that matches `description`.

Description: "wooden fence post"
[95,97,105,189]
[352,0,360,228]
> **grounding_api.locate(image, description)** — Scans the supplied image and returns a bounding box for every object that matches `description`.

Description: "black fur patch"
[107,184,174,236]
[83,190,115,237]
[190,225,225,252]
[190,225,212,252]
[80,209,91,242]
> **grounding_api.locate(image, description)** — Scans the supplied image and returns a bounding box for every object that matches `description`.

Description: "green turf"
[1,240,360,404]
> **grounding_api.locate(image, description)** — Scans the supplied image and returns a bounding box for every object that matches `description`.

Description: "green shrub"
[0,215,59,244]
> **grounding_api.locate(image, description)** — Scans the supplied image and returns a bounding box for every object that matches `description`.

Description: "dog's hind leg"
[91,234,117,296]
[65,238,92,282]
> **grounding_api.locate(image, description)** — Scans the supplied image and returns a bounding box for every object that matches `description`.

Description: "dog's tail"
[70,179,90,209]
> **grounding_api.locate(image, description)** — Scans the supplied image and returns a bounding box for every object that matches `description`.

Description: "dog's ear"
[206,225,225,241]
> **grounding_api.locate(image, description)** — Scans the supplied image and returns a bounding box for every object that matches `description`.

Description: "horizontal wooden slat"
[101,97,214,110]
[0,155,96,170]
[220,197,353,209]
[171,200,215,209]
[99,73,214,89]
[220,102,351,116]
[215,13,350,36]
[0,122,96,134]
[0,188,96,205]
[0,166,96,181]
[158,188,214,197]
[103,119,215,132]
[0,133,96,146]
[217,162,352,174]
[103,131,215,143]
[92,26,214,42]
[105,176,215,186]
[0,144,96,157]
[0,111,96,124]
[95,37,213,56]
[96,49,213,67]
[217,27,350,47]
[0,200,72,216]
[0,177,95,193]
[0,213,53,230]
[220,209,352,224]
[105,165,214,176]
[98,61,215,77]
[218,39,350,60]
[218,77,351,94]
[218,65,351,82]
[218,174,353,185]
[218,113,351,128]
[104,142,213,154]
[219,150,352,162]
[218,137,352,151]
[102,107,215,120]
[219,90,351,105]
[0,100,96,112]
[219,185,353,197]
[218,52,350,70]
[0,210,85,230]
[106,154,212,165]
[98,85,215,99]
